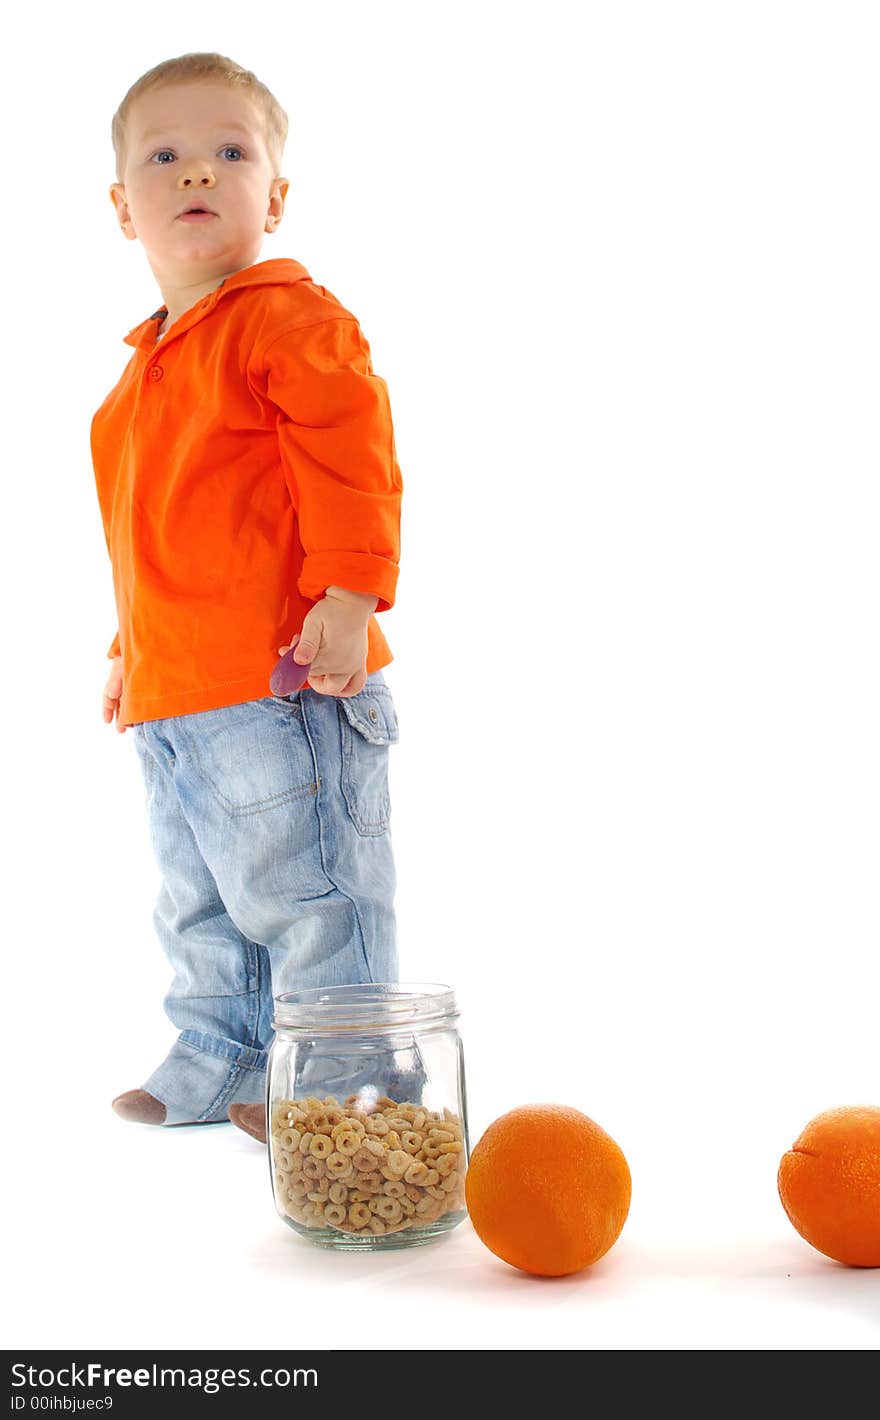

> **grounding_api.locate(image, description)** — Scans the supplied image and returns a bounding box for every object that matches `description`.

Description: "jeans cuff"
[143,1033,267,1125]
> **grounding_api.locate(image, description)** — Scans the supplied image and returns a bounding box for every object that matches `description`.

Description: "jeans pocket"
[337,684,399,836]
[181,699,319,816]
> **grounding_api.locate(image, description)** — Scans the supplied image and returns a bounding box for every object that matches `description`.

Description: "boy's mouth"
[178,203,218,221]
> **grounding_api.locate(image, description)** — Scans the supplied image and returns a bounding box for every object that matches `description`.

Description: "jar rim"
[272,981,458,1033]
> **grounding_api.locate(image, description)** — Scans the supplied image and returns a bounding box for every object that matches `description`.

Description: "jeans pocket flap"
[338,686,399,746]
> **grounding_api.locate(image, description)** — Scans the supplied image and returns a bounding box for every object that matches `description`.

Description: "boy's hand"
[103,655,127,734]
[279,587,378,697]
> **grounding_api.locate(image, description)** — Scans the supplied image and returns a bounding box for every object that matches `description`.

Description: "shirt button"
[368,706,379,722]
[148,365,164,381]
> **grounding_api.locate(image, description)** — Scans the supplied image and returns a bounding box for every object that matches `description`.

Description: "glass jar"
[267,983,469,1250]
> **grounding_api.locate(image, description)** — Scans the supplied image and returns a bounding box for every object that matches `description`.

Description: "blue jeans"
[129,671,398,1125]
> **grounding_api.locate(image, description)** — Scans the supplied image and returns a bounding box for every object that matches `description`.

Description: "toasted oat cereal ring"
[375,1095,398,1111]
[284,1201,307,1221]
[309,1134,334,1159]
[333,1130,362,1157]
[411,1111,427,1133]
[323,1204,347,1228]
[348,1202,371,1228]
[403,1160,430,1186]
[384,1116,411,1132]
[362,1136,385,1158]
[416,1199,443,1220]
[332,1118,363,1142]
[440,1171,460,1193]
[323,1108,345,1128]
[426,1184,446,1200]
[302,1096,326,1112]
[401,1131,423,1154]
[364,1114,390,1136]
[328,1182,349,1205]
[399,1196,416,1216]
[386,1150,410,1176]
[298,1130,315,1155]
[384,1131,402,1151]
[349,1189,373,1202]
[434,1153,456,1177]
[421,1144,442,1161]
[309,1113,335,1136]
[382,1180,406,1197]
[325,1153,355,1180]
[357,1172,382,1193]
[428,1128,456,1142]
[352,1147,378,1172]
[302,1157,327,1181]
[368,1217,387,1235]
[404,1184,421,1204]
[438,1141,463,1155]
[307,1191,327,1204]
[286,1180,309,1201]
[275,1149,296,1173]
[277,1128,302,1152]
[274,1169,289,1190]
[374,1197,404,1223]
[422,1168,440,1187]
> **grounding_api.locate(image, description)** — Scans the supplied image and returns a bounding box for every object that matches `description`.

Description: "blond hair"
[111,52,288,183]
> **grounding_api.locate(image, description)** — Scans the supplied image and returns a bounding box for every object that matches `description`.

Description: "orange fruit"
[464,1104,631,1276]
[777,1105,880,1267]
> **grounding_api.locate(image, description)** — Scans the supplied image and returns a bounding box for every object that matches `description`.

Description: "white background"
[3,0,878,1352]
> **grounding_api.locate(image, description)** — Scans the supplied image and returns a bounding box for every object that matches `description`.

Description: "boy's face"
[109,80,287,285]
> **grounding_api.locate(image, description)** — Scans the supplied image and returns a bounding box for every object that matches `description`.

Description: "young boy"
[93,53,403,1141]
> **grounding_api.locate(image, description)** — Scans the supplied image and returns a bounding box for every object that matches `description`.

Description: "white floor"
[7,1103,877,1352]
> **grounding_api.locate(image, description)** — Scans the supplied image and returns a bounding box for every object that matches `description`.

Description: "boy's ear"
[266,176,289,233]
[109,184,136,240]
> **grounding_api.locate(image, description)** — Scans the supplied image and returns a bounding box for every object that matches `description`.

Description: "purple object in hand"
[269,645,312,697]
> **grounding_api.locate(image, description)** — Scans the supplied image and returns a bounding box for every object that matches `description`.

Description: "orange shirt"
[91,257,402,726]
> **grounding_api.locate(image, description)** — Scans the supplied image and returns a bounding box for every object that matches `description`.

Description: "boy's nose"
[178,164,217,188]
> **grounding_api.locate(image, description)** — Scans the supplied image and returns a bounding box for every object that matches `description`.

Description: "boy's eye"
[151,146,244,164]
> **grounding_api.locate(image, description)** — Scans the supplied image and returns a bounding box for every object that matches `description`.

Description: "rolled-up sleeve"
[261,317,402,611]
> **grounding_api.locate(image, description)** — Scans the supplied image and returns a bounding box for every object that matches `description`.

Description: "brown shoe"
[228,1102,267,1143]
[112,1089,166,1125]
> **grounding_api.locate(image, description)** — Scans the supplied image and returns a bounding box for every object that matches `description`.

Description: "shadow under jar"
[267,983,470,1251]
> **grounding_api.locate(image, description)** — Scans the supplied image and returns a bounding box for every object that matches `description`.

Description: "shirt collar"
[122,256,313,350]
